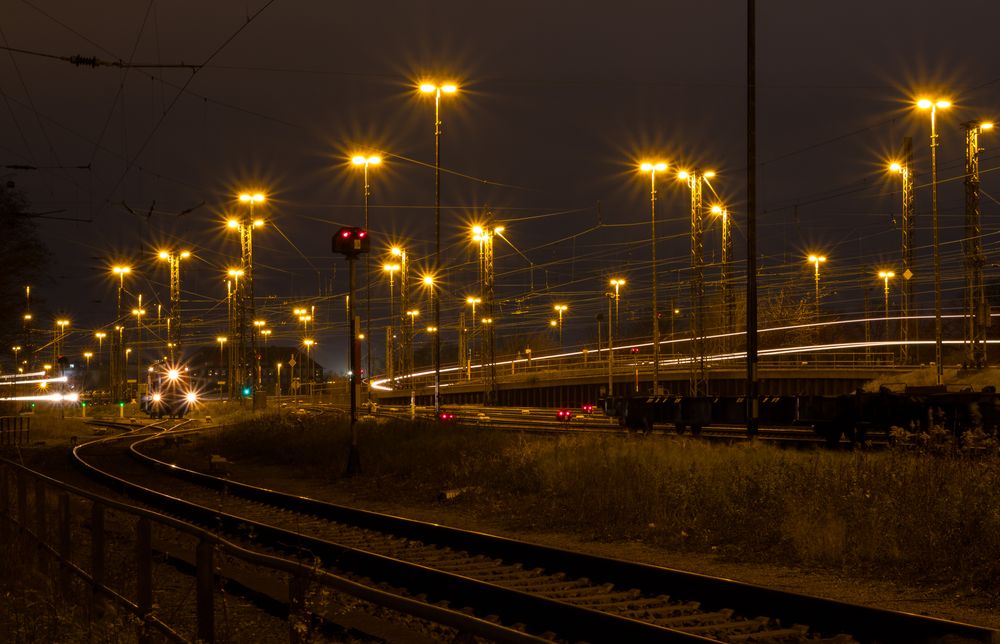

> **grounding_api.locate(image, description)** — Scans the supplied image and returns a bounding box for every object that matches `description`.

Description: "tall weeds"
[207,416,1000,594]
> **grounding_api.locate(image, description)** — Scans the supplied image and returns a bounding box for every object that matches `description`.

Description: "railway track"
[69,424,995,643]
[374,404,870,447]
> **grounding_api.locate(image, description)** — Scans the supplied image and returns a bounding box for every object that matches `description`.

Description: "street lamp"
[157,249,190,359]
[554,304,568,348]
[609,278,625,335]
[11,346,21,403]
[131,305,145,393]
[420,81,458,415]
[231,192,266,391]
[640,161,667,395]
[303,339,315,400]
[879,270,895,344]
[55,319,69,370]
[916,96,951,383]
[275,362,282,397]
[466,296,482,380]
[352,153,382,401]
[216,336,227,399]
[807,254,826,320]
[710,205,735,346]
[678,169,715,397]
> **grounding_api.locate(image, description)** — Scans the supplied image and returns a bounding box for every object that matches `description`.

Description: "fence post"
[16,470,27,533]
[135,516,152,643]
[35,478,46,567]
[58,492,72,596]
[91,502,105,597]
[0,466,8,542]
[196,537,215,643]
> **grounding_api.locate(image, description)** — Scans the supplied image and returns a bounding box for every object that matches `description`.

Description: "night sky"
[4,0,1000,371]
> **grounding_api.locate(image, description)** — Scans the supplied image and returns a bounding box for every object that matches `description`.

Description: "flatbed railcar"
[603,385,1000,445]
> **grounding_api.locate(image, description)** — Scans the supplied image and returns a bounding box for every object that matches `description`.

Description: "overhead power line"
[0,44,201,69]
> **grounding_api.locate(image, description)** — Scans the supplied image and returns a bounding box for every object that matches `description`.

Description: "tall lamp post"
[383,262,400,381]
[216,336,227,399]
[640,161,667,395]
[352,153,382,402]
[711,205,734,348]
[131,304,145,397]
[807,254,826,321]
[157,249,190,361]
[678,169,715,397]
[391,246,409,383]
[55,319,69,370]
[554,304,568,348]
[231,192,266,395]
[466,296,481,380]
[878,270,895,344]
[420,81,458,416]
[962,120,993,369]
[608,279,625,395]
[610,278,625,335]
[890,153,915,364]
[916,97,951,384]
[112,265,130,402]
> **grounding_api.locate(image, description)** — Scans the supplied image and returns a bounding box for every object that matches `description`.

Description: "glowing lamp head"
[420,83,436,93]
[640,162,667,172]
[391,246,403,257]
[227,219,239,229]
[981,122,994,131]
[152,393,162,402]
[167,369,180,381]
[239,193,265,203]
[423,275,434,286]
[180,251,190,258]
[158,251,169,259]
[113,265,131,275]
[442,84,457,93]
[253,218,264,228]
[889,162,902,173]
[185,392,198,403]
[704,171,716,178]
[711,205,723,214]
[677,170,690,180]
[808,254,826,264]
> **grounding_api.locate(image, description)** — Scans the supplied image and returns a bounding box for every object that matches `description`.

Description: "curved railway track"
[67,422,995,643]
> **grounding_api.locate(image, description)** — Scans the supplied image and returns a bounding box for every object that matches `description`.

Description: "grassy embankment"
[195,414,1000,598]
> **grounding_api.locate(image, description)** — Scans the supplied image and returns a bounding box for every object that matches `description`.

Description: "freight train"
[603,385,1000,446]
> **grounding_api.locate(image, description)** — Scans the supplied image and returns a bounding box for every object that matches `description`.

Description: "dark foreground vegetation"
[197,416,1000,601]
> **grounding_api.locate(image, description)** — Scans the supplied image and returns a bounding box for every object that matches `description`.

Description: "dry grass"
[202,414,1000,597]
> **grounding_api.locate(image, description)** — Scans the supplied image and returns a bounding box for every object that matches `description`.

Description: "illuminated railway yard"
[6,1,1000,640]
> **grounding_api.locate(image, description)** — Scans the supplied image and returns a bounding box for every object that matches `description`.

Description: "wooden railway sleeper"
[728,623,810,642]
[656,608,734,627]
[681,615,771,635]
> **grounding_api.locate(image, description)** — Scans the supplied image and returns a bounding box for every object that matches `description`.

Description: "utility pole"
[963,121,992,368]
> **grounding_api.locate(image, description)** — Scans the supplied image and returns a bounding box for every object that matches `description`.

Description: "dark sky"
[4,0,1000,369]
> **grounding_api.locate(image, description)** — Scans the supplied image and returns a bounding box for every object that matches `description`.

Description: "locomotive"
[604,384,1000,446]
[139,361,199,418]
